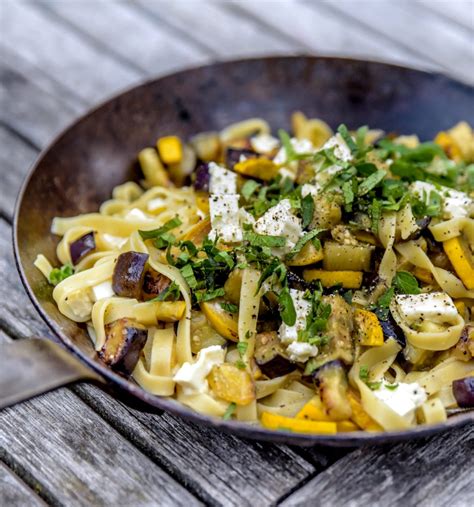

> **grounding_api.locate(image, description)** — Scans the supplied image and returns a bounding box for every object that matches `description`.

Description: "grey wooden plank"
[418,0,474,30]
[0,387,201,507]
[1,0,141,103]
[134,0,301,57]
[282,426,474,507]
[0,462,47,507]
[323,0,474,84]
[232,0,439,71]
[37,0,211,74]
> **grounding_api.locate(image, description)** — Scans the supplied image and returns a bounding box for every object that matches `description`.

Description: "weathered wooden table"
[1,1,473,505]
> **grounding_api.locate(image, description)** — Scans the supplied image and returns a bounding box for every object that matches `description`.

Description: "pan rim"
[12,54,474,446]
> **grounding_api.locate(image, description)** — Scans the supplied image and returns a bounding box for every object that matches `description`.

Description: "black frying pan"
[3,56,474,446]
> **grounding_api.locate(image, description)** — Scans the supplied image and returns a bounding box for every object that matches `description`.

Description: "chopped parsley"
[222,402,237,420]
[220,302,238,314]
[150,281,181,302]
[286,228,323,260]
[359,365,369,382]
[48,263,74,286]
[278,287,297,326]
[301,193,315,229]
[139,216,183,248]
[237,341,248,357]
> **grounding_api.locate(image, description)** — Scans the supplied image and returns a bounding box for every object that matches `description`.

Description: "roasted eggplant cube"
[100,318,147,374]
[193,163,210,192]
[254,331,295,378]
[225,147,257,169]
[313,360,351,420]
[70,232,96,265]
[453,377,474,408]
[142,268,171,301]
[379,315,406,347]
[112,251,149,299]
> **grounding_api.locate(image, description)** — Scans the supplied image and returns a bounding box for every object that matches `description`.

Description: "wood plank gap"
[222,1,310,52]
[0,451,61,507]
[33,1,148,76]
[0,119,42,152]
[129,1,221,58]
[304,0,451,72]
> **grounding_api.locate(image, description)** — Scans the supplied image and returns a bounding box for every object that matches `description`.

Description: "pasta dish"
[35,113,474,434]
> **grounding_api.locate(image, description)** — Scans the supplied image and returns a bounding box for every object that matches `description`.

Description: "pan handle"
[0,339,104,410]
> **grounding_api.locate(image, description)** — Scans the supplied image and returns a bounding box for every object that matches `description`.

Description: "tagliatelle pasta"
[35,114,474,434]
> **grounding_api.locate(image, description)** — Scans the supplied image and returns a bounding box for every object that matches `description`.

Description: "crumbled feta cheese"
[279,289,311,345]
[124,208,153,221]
[301,183,321,198]
[278,167,296,181]
[373,381,427,419]
[391,292,459,326]
[209,194,242,243]
[67,290,93,320]
[410,181,473,219]
[273,138,314,164]
[320,133,352,162]
[102,234,128,248]
[173,345,225,395]
[286,341,318,363]
[238,207,255,227]
[92,280,115,301]
[208,162,238,195]
[250,134,279,154]
[254,199,302,251]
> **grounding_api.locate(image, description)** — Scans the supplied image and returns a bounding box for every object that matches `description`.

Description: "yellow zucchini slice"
[157,136,183,165]
[322,241,373,272]
[287,241,324,267]
[201,300,239,342]
[443,236,474,289]
[353,309,384,347]
[296,396,331,421]
[347,391,382,431]
[261,412,337,434]
[303,269,363,289]
[208,363,255,405]
[233,158,279,181]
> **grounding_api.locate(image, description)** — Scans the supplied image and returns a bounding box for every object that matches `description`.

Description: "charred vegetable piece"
[286,270,316,292]
[193,163,210,192]
[378,314,406,347]
[296,395,331,421]
[100,318,147,374]
[70,232,96,265]
[142,268,171,301]
[225,147,257,169]
[201,300,239,342]
[454,325,474,361]
[208,363,255,405]
[354,309,383,347]
[318,295,354,364]
[254,331,295,378]
[112,251,149,299]
[313,360,352,420]
[453,377,474,407]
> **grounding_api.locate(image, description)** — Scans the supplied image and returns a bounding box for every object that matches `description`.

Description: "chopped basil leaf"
[358,169,387,196]
[241,179,260,201]
[337,124,357,153]
[278,129,296,161]
[150,281,181,302]
[286,228,323,259]
[342,180,355,211]
[48,263,74,286]
[393,271,421,295]
[378,287,394,308]
[220,302,238,314]
[139,216,182,240]
[244,230,287,248]
[369,198,382,234]
[278,287,296,326]
[301,193,314,229]
[222,402,236,420]
[194,287,226,302]
[180,264,198,289]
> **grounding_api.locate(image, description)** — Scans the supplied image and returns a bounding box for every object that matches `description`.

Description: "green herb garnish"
[150,281,181,302]
[220,302,238,314]
[244,230,286,248]
[278,287,297,326]
[301,193,314,229]
[359,365,370,382]
[139,216,182,241]
[48,263,74,286]
[393,271,421,295]
[223,402,237,420]
[237,341,248,357]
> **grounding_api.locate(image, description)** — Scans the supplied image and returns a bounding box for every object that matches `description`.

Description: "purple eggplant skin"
[100,318,147,374]
[313,360,351,420]
[193,163,210,192]
[70,231,96,265]
[254,331,295,378]
[225,147,257,169]
[453,377,474,408]
[378,314,406,347]
[142,268,171,301]
[112,251,149,299]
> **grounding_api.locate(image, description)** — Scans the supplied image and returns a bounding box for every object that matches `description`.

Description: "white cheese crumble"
[102,234,128,249]
[301,183,321,198]
[279,289,311,346]
[92,280,115,301]
[320,133,352,162]
[278,167,296,181]
[208,162,238,195]
[410,180,473,219]
[373,381,427,419]
[209,194,242,243]
[286,341,318,363]
[250,133,279,154]
[391,292,459,326]
[253,199,302,252]
[147,197,167,211]
[67,290,93,320]
[124,208,153,222]
[173,345,225,395]
[238,207,255,227]
[273,137,314,164]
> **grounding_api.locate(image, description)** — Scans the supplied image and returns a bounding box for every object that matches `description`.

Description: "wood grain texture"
[230,0,438,70]
[325,0,474,84]
[0,462,47,507]
[281,426,474,507]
